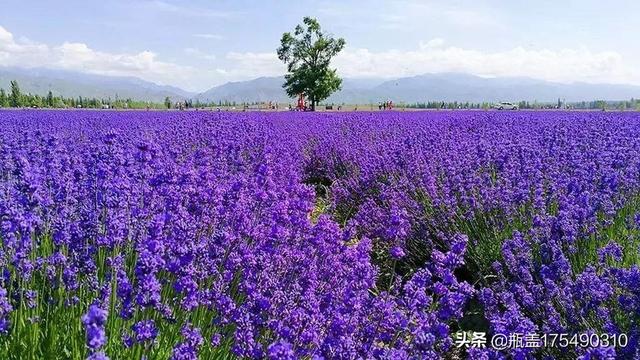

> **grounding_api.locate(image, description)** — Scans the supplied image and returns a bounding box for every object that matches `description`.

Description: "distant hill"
[196,73,640,104]
[195,77,289,103]
[371,73,640,103]
[0,67,194,102]
[194,76,386,104]
[2,66,639,104]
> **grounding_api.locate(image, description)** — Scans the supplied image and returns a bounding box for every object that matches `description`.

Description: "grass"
[0,229,240,360]
[570,195,640,273]
[5,157,640,359]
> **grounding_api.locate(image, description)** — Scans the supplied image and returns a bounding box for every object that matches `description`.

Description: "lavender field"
[1,110,640,359]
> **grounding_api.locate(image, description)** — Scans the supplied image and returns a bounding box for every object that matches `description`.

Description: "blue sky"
[0,0,638,91]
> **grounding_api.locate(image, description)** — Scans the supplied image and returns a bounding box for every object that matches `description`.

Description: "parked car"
[494,102,519,110]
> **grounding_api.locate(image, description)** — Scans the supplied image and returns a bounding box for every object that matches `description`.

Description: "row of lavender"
[0,110,638,359]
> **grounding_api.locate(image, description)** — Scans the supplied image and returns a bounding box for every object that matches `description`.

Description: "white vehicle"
[494,102,519,110]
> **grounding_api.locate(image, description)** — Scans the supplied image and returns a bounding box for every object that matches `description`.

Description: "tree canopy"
[277,17,345,111]
[10,80,21,108]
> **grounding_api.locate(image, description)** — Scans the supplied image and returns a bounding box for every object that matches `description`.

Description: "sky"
[0,0,638,92]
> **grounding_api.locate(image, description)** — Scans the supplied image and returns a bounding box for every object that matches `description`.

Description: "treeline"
[164,97,240,110]
[572,99,640,110]
[3,79,640,111]
[0,80,246,110]
[406,101,544,110]
[406,98,640,110]
[517,98,640,110]
[406,101,490,109]
[0,80,167,109]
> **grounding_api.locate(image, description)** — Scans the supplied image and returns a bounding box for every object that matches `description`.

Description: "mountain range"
[2,67,640,104]
[196,74,640,104]
[0,67,193,103]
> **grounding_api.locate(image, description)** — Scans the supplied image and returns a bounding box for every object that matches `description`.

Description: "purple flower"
[82,304,108,352]
[389,246,406,259]
[4,108,640,359]
[598,242,623,263]
[577,346,616,360]
[82,304,107,327]
[122,333,133,348]
[267,340,295,360]
[210,333,221,347]
[87,352,109,360]
[0,286,12,335]
[171,324,203,360]
[132,320,158,343]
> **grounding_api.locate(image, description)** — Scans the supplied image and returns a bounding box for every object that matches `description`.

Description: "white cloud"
[223,41,639,86]
[0,26,13,43]
[221,52,285,78]
[0,25,204,90]
[334,44,635,85]
[1,22,639,93]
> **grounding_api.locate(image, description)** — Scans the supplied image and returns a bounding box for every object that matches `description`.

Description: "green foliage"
[0,80,173,109]
[9,80,21,107]
[405,99,640,110]
[46,91,54,107]
[570,195,640,273]
[407,101,490,109]
[277,17,345,111]
[0,88,7,107]
[0,80,233,110]
[572,99,640,110]
[0,233,237,359]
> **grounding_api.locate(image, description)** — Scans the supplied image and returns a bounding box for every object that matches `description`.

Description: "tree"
[10,80,22,107]
[47,90,54,107]
[0,88,7,107]
[277,17,345,111]
[164,96,172,109]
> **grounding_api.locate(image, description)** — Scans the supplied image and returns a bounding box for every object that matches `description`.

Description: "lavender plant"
[0,110,639,359]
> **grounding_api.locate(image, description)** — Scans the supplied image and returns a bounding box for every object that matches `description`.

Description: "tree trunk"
[311,96,316,111]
